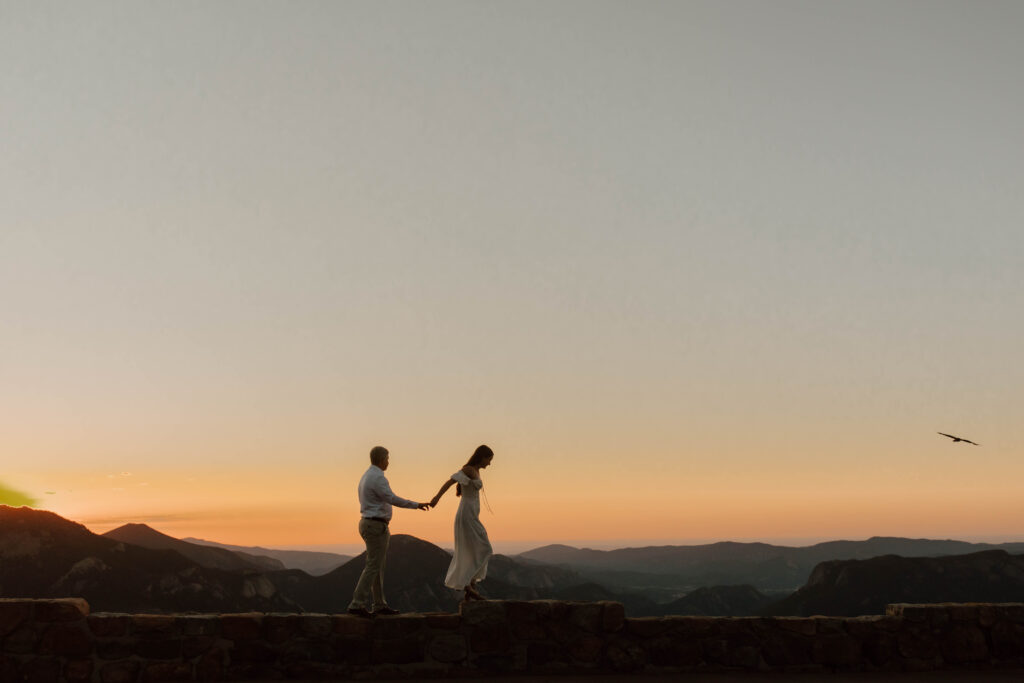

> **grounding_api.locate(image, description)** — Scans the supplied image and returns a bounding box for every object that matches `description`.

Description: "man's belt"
[364,516,389,525]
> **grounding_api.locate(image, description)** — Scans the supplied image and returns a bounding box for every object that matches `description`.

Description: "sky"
[2,0,1022,554]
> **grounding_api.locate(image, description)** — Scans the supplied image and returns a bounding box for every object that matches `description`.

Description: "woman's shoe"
[463,584,484,601]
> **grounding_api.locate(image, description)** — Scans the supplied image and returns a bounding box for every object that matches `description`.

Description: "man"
[347,445,430,617]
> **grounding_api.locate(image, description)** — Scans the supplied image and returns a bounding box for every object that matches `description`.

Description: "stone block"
[298,615,332,638]
[861,630,900,668]
[428,634,467,663]
[231,639,277,663]
[526,640,565,666]
[0,601,32,637]
[194,648,227,681]
[97,640,134,659]
[263,614,300,643]
[569,635,604,663]
[371,614,425,639]
[371,636,426,664]
[647,636,703,667]
[940,624,988,663]
[810,617,846,634]
[182,635,216,659]
[669,616,717,639]
[601,602,625,633]
[65,658,94,682]
[142,661,194,682]
[473,653,515,672]
[567,602,604,633]
[948,604,980,621]
[991,620,1024,661]
[100,661,141,683]
[510,618,546,640]
[723,644,762,669]
[812,633,861,666]
[279,637,333,663]
[3,625,41,654]
[470,623,511,654]
[774,617,817,636]
[425,613,460,630]
[89,614,132,637]
[606,637,646,672]
[177,615,220,637]
[504,601,543,622]
[888,604,930,621]
[846,615,899,636]
[0,655,19,682]
[460,600,506,626]
[332,615,370,638]
[544,618,583,645]
[33,598,89,622]
[220,613,263,641]
[21,656,62,683]
[761,631,813,666]
[999,603,1024,622]
[283,660,348,679]
[134,637,183,659]
[626,617,671,638]
[897,629,940,660]
[334,636,371,665]
[132,615,179,637]
[39,623,93,656]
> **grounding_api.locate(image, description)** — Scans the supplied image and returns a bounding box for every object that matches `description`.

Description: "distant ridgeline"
[2,598,1024,680]
[3,506,1024,617]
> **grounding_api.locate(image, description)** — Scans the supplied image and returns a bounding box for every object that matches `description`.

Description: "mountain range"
[517,537,1024,594]
[762,549,1024,616]
[4,505,1024,617]
[104,524,285,572]
[181,537,351,576]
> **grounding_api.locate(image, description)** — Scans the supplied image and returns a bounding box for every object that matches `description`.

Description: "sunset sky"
[3,1,1022,554]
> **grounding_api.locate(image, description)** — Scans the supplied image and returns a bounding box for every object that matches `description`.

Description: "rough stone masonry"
[1,598,1023,681]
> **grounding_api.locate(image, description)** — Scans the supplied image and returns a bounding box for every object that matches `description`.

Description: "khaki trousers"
[348,518,390,610]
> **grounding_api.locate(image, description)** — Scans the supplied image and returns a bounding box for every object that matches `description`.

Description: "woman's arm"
[429,478,456,507]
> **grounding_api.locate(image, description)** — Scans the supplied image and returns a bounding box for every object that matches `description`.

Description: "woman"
[430,444,494,600]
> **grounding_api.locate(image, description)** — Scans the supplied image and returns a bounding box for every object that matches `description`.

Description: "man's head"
[370,446,389,471]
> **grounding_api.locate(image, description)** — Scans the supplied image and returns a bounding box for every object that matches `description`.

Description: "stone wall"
[2,598,1023,681]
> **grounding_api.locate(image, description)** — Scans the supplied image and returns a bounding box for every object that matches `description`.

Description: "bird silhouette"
[938,432,980,446]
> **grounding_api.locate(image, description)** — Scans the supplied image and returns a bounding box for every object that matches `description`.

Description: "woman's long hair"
[456,444,494,497]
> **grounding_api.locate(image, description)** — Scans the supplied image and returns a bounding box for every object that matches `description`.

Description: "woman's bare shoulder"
[462,465,479,479]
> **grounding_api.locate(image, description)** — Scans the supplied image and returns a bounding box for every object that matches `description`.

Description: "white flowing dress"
[443,470,493,589]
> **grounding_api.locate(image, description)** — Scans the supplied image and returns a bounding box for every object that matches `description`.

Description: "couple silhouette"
[346,444,495,617]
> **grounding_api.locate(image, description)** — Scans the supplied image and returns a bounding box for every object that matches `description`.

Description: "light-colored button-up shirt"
[357,465,419,521]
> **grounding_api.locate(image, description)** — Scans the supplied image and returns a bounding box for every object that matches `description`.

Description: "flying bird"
[938,432,980,446]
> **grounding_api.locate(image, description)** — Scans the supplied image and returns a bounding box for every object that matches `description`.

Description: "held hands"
[417,502,431,511]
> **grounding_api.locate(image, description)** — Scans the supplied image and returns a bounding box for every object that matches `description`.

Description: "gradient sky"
[3,1,1022,553]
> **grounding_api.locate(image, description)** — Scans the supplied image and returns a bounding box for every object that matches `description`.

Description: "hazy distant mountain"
[663,585,772,616]
[104,524,284,572]
[518,537,1024,592]
[183,537,350,576]
[762,550,1024,616]
[0,506,299,613]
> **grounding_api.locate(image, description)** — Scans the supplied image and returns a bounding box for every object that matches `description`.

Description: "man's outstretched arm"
[377,477,429,511]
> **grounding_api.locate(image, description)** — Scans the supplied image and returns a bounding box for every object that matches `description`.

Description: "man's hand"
[417,502,431,511]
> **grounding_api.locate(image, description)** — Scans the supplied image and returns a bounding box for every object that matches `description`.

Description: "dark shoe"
[374,606,400,616]
[347,607,373,618]
[463,585,484,601]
